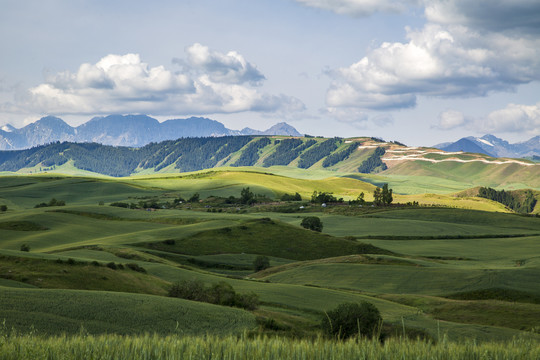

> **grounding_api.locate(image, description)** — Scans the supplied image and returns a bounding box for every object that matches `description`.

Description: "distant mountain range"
[0,115,302,150]
[434,134,540,158]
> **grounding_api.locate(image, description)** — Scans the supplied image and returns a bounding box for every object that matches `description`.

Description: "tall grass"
[0,331,538,360]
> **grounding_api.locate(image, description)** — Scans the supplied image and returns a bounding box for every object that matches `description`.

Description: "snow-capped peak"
[1,124,15,133]
[476,138,494,147]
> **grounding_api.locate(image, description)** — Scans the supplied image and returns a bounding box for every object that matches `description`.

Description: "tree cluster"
[321,301,382,339]
[168,279,259,310]
[322,142,358,168]
[478,187,537,213]
[311,191,342,204]
[253,255,270,272]
[373,184,393,206]
[301,216,323,232]
[358,147,387,174]
[280,192,302,201]
[263,139,316,167]
[34,198,66,208]
[232,137,271,167]
[297,138,339,169]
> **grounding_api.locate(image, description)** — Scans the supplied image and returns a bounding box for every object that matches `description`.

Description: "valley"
[1,167,539,350]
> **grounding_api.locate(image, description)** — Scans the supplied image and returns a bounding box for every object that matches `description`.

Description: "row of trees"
[262,139,316,167]
[478,187,537,213]
[297,138,339,169]
[168,279,259,310]
[232,137,271,167]
[358,147,387,174]
[322,142,357,168]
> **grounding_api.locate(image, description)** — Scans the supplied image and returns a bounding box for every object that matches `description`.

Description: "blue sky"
[1,0,539,146]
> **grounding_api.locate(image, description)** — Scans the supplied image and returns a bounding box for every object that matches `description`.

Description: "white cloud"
[481,102,540,133]
[326,22,540,110]
[318,0,540,111]
[435,110,466,130]
[294,0,418,17]
[181,43,265,85]
[14,46,303,116]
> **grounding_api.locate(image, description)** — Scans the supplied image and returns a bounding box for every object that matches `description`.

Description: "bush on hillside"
[321,302,382,339]
[301,216,323,232]
[168,279,260,310]
[253,255,270,272]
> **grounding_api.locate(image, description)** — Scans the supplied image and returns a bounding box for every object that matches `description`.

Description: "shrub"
[66,258,76,265]
[253,255,270,272]
[301,216,323,232]
[20,244,30,252]
[126,263,147,273]
[321,302,382,339]
[110,202,130,208]
[168,279,259,310]
[106,262,117,270]
[0,205,7,212]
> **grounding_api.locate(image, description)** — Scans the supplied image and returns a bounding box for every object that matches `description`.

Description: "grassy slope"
[0,286,255,336]
[140,218,388,261]
[1,173,540,341]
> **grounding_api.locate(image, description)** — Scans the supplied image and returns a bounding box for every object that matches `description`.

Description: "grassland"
[0,170,539,348]
[1,333,539,360]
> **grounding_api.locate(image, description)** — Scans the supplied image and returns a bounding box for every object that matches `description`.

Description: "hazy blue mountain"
[438,138,495,156]
[0,115,301,149]
[435,134,540,158]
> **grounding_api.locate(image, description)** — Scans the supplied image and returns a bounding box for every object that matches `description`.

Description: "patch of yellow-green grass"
[124,169,376,201]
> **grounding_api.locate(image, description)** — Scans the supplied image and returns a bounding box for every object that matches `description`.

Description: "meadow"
[0,168,539,356]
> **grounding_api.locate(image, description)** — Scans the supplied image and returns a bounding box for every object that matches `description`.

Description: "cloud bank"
[307,0,540,118]
[13,44,303,116]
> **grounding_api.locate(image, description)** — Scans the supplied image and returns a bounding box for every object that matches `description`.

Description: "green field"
[0,170,539,347]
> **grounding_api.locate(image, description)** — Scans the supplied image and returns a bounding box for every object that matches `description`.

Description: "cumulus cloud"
[481,102,540,133]
[294,0,418,17]
[435,110,467,130]
[15,46,303,116]
[425,0,540,33]
[320,0,540,111]
[179,43,266,85]
[327,23,540,110]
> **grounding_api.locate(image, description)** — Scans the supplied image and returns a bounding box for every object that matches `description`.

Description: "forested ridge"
[0,136,369,177]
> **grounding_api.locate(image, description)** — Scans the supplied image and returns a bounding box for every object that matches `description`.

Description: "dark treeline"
[297,138,340,169]
[478,187,537,213]
[232,137,271,167]
[0,138,253,177]
[322,142,358,168]
[262,139,316,167]
[173,137,252,172]
[358,147,387,174]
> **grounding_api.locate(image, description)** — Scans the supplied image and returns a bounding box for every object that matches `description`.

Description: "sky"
[1,0,539,146]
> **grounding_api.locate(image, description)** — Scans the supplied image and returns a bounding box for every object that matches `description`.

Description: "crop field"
[0,169,539,355]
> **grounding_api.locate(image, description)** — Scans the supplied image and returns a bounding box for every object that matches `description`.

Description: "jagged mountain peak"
[435,134,540,158]
[0,114,302,150]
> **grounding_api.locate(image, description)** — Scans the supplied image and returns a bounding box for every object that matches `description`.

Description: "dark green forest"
[232,138,271,167]
[357,147,387,173]
[297,138,340,169]
[262,139,316,167]
[322,142,358,168]
[478,187,537,213]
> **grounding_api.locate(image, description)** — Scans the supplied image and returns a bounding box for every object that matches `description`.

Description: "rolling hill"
[1,135,539,194]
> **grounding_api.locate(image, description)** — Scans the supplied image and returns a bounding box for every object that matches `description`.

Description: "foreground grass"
[0,332,538,360]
